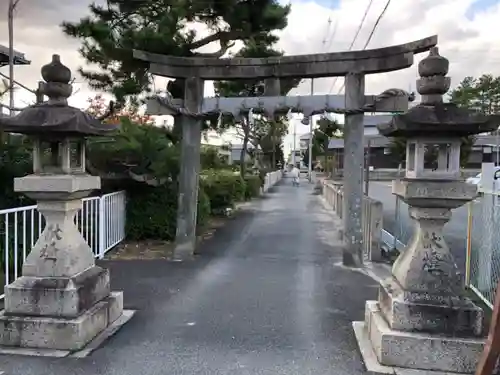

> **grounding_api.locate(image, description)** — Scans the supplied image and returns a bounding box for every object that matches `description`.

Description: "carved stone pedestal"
[363,299,484,373]
[0,175,127,353]
[355,180,487,373]
[378,279,483,337]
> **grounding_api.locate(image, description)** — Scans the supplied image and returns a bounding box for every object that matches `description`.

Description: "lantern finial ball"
[41,55,71,84]
[40,55,73,102]
[416,45,450,105]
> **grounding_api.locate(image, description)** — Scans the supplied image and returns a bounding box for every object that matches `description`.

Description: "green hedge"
[243,175,262,200]
[201,170,246,212]
[125,181,211,241]
[124,170,265,240]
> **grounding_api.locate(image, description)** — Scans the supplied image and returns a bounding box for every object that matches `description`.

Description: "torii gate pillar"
[175,77,204,258]
[343,73,365,266]
[134,35,437,262]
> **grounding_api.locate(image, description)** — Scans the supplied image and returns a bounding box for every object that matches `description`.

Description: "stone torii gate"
[134,35,437,265]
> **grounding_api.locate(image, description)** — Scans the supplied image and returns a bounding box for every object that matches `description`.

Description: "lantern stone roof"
[377,47,498,138]
[377,104,499,137]
[0,55,117,137]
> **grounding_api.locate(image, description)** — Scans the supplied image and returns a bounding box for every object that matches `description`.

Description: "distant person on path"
[290,165,300,186]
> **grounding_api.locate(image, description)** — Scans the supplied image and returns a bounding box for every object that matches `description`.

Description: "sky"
[1,0,500,156]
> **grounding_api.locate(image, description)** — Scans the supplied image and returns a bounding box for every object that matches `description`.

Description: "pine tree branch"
[189,30,247,50]
[196,40,236,58]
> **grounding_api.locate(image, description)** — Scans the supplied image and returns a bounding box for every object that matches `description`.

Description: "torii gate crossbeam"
[134,36,436,80]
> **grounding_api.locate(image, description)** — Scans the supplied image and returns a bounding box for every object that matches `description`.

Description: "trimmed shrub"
[125,181,211,241]
[125,182,177,240]
[202,170,246,212]
[243,175,262,199]
[196,186,211,231]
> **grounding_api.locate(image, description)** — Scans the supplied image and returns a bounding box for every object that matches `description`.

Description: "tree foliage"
[62,0,290,104]
[302,116,341,168]
[258,119,287,168]
[87,116,180,186]
[449,75,500,115]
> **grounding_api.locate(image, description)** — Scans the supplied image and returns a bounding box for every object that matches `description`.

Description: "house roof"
[0,45,30,66]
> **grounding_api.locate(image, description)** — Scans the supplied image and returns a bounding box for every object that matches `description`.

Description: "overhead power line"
[344,0,375,51]
[321,16,333,48]
[320,0,340,52]
[361,0,392,50]
[328,0,375,94]
[296,1,339,89]
[324,17,339,52]
[335,0,393,95]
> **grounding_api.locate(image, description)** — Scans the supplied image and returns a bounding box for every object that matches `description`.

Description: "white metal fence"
[466,191,500,309]
[263,170,282,192]
[1,191,126,300]
[380,195,410,253]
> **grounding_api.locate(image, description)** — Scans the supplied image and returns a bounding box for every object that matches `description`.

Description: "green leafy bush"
[200,146,225,170]
[125,182,177,240]
[0,137,37,279]
[243,175,262,199]
[0,137,35,209]
[202,170,246,212]
[125,181,211,241]
[196,187,211,230]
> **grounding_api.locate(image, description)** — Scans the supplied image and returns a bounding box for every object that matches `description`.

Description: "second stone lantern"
[355,47,498,373]
[0,55,131,354]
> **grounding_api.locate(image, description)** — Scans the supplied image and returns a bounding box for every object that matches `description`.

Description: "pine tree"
[61,0,291,105]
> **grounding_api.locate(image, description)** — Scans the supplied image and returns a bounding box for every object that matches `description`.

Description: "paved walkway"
[1,180,379,375]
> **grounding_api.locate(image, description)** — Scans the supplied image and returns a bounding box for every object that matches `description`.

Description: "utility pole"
[8,0,18,116]
[496,127,499,166]
[308,79,314,182]
[271,125,276,169]
[364,139,371,195]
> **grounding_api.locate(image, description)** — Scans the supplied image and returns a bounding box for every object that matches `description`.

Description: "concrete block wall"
[322,180,383,262]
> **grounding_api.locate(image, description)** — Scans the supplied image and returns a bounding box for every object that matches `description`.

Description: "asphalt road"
[2,181,377,375]
[368,181,470,273]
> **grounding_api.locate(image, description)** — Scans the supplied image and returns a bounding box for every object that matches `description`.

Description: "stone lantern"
[0,55,130,354]
[355,47,498,373]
